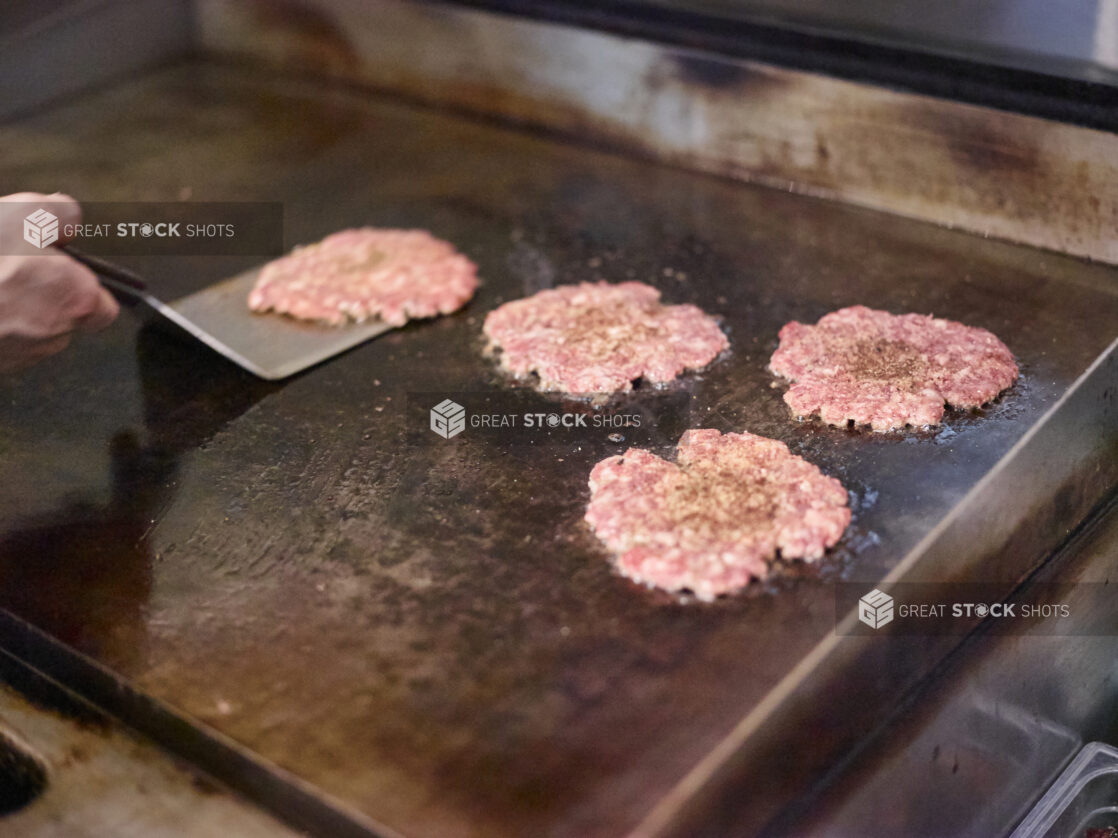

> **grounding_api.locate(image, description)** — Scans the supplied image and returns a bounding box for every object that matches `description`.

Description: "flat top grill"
[0,62,1115,837]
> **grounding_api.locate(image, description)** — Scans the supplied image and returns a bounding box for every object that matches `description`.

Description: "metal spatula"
[63,247,395,380]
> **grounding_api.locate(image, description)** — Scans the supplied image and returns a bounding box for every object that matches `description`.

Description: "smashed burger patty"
[248,228,478,326]
[770,305,1017,431]
[585,429,850,599]
[483,281,727,395]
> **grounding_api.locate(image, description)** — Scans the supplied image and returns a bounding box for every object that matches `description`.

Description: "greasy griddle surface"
[1,63,1116,838]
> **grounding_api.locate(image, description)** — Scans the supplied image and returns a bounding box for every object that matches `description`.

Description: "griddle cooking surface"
[1,63,1116,838]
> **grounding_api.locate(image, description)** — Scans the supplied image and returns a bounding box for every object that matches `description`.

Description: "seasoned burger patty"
[248,228,478,326]
[586,429,850,599]
[483,281,727,395]
[770,306,1018,431]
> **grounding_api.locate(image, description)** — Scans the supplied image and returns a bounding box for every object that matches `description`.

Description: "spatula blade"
[161,268,395,380]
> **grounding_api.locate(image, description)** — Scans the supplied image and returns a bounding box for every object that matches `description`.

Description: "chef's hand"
[0,192,119,372]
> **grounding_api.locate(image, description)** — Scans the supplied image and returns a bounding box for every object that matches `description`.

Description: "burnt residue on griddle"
[893,98,1043,176]
[0,653,111,734]
[655,52,791,96]
[0,732,47,816]
[668,53,757,91]
[242,0,361,77]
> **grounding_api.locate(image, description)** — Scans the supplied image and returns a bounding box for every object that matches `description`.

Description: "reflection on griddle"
[0,321,279,671]
[0,434,156,671]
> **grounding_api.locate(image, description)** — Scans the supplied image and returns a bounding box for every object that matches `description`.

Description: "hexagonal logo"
[858,588,894,629]
[23,209,59,249]
[430,398,466,439]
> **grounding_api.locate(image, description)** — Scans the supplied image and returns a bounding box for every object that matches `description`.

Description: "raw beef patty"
[483,281,727,394]
[248,228,478,326]
[586,429,850,599]
[770,306,1017,431]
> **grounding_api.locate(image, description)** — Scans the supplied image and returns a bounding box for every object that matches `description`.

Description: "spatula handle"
[59,245,148,291]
